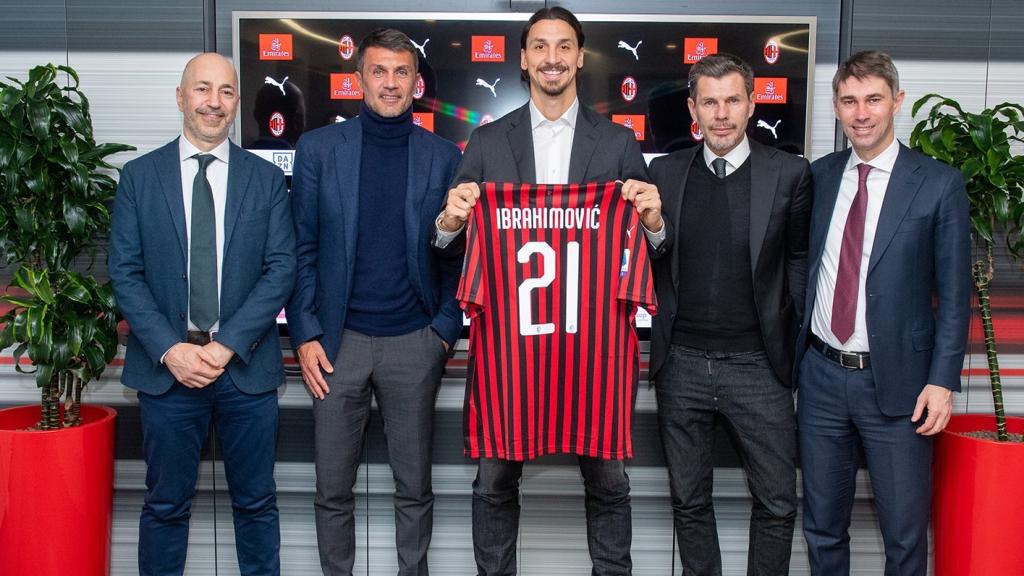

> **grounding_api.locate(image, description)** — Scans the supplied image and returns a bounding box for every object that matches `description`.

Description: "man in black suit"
[434,7,666,575]
[796,50,969,576]
[647,53,812,575]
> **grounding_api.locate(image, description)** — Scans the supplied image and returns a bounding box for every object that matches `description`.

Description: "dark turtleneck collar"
[360,101,413,146]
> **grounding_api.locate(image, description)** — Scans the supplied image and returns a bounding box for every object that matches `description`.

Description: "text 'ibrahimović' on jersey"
[458,181,658,461]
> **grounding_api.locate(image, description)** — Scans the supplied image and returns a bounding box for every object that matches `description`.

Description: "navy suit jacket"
[285,117,463,364]
[109,138,297,395]
[795,143,971,416]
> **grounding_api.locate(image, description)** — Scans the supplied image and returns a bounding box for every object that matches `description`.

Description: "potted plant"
[910,94,1024,575]
[0,63,134,575]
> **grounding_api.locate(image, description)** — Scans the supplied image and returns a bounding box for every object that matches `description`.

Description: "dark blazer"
[435,102,657,257]
[795,144,971,415]
[109,139,297,395]
[285,117,463,364]
[648,140,812,386]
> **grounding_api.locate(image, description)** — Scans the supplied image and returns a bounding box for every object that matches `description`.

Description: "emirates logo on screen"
[413,112,435,132]
[330,73,363,100]
[472,36,505,62]
[338,35,355,60]
[269,112,285,137]
[259,34,293,61]
[690,120,704,141]
[620,76,638,102]
[684,38,718,63]
[754,77,788,104]
[612,114,645,141]
[764,39,780,64]
[413,76,425,99]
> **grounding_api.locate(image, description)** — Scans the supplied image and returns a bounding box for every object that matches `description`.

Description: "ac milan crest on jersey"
[458,182,658,461]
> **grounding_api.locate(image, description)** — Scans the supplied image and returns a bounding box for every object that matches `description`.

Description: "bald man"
[110,53,296,575]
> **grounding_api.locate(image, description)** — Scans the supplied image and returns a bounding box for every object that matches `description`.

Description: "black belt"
[186,330,212,345]
[808,333,870,370]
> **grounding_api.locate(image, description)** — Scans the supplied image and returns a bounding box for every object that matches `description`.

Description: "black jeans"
[472,456,632,575]
[655,345,797,576]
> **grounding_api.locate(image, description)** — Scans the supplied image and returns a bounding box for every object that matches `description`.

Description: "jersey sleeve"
[615,201,658,315]
[456,204,488,319]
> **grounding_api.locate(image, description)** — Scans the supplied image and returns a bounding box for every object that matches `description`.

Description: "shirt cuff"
[642,221,666,249]
[434,213,465,249]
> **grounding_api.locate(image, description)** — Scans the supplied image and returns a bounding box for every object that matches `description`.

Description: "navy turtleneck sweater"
[344,102,431,336]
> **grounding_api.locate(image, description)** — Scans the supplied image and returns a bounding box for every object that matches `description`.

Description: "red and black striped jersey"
[458,181,658,461]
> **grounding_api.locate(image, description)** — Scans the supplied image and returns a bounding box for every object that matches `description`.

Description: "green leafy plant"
[0,64,134,429]
[910,94,1024,442]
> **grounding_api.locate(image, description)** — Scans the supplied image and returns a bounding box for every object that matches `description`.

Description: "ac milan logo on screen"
[413,76,425,99]
[754,77,788,104]
[330,73,363,100]
[620,76,638,102]
[612,114,645,141]
[268,112,285,137]
[471,36,505,62]
[338,35,355,60]
[690,120,704,141]
[684,37,718,63]
[764,39,780,64]
[480,114,495,125]
[259,34,293,61]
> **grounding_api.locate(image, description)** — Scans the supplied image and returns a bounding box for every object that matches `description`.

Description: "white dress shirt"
[178,135,230,334]
[811,137,901,351]
[702,135,751,176]
[436,98,664,247]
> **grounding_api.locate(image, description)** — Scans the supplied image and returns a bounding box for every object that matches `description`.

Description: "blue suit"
[285,116,461,574]
[286,117,463,356]
[109,138,296,575]
[795,143,970,575]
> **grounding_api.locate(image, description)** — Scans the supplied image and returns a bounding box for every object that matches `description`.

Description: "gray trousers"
[313,327,447,576]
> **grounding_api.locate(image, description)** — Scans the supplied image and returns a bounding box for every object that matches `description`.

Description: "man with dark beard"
[434,7,666,575]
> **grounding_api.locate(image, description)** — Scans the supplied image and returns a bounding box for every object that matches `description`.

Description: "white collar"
[702,135,751,170]
[529,97,579,130]
[846,137,900,173]
[179,134,230,164]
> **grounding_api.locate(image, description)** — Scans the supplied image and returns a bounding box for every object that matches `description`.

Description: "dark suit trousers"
[798,346,933,576]
[313,327,447,576]
[655,344,797,576]
[137,373,280,576]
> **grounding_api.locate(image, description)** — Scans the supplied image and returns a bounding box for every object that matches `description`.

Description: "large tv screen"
[233,12,816,176]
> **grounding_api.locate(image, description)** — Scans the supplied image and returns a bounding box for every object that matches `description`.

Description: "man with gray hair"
[286,28,462,575]
[647,52,811,575]
[795,50,969,576]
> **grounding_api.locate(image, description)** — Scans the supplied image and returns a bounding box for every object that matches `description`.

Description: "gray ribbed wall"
[2,1,1023,574]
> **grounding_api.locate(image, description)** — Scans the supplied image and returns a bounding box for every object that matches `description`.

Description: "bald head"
[176,52,239,150]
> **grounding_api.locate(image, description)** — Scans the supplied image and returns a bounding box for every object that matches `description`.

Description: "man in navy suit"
[796,51,971,575]
[285,29,462,575]
[109,53,296,575]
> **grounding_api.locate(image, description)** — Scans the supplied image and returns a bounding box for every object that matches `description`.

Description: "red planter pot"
[0,405,117,576]
[933,413,1024,576]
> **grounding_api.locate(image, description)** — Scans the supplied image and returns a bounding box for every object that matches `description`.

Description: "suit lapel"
[568,107,598,183]
[507,105,536,182]
[334,120,362,271]
[868,145,922,275]
[749,142,779,273]
[222,143,252,255]
[405,130,431,296]
[668,147,700,290]
[158,138,187,259]
[807,150,850,291]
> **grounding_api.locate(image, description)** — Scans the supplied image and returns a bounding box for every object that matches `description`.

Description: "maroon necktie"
[831,163,872,345]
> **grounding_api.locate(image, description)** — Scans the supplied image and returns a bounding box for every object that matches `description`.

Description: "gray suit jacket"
[435,102,652,256]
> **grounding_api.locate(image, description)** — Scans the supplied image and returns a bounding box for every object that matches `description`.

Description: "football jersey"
[458,181,658,461]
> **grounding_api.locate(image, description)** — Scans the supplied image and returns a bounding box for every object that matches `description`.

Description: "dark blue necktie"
[190,153,218,331]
